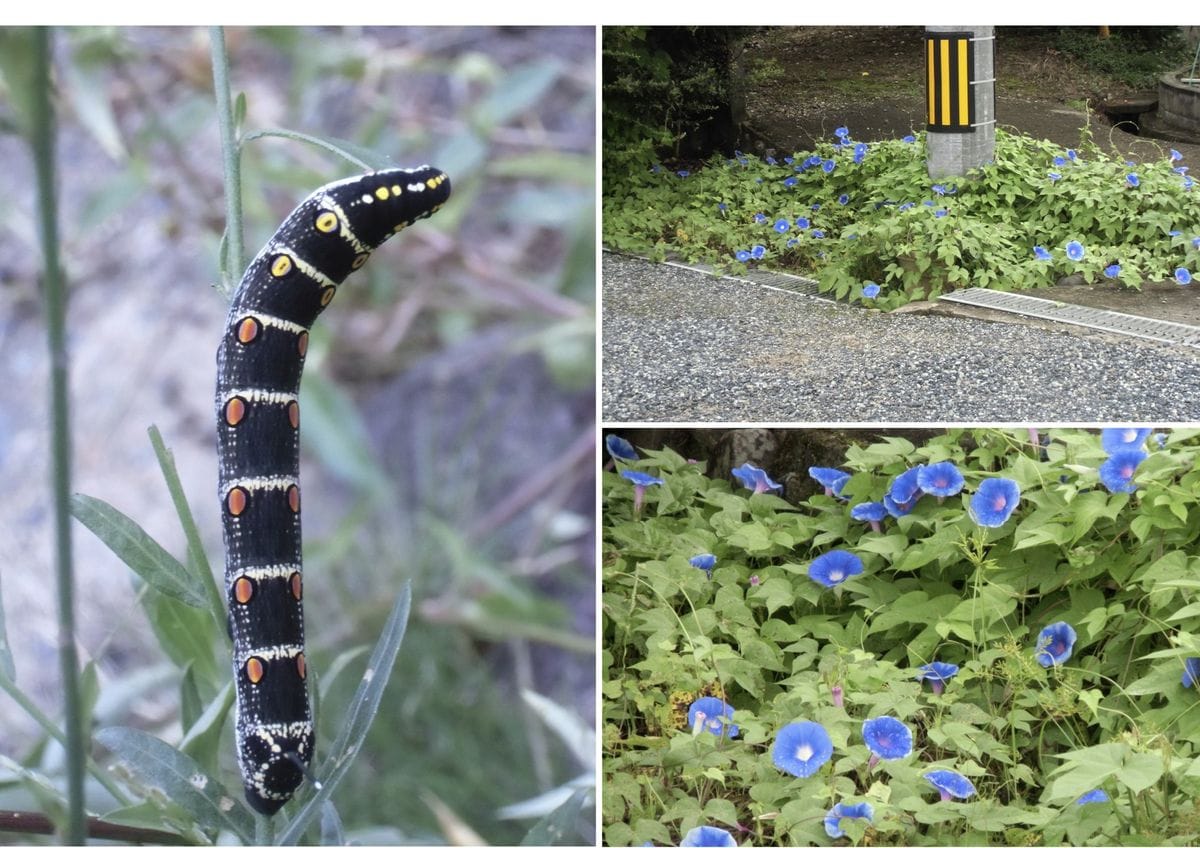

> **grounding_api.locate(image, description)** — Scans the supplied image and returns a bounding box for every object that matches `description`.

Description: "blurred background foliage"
[0,25,594,844]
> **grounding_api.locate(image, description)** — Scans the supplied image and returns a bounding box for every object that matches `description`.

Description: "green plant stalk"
[30,27,86,843]
[210,26,243,295]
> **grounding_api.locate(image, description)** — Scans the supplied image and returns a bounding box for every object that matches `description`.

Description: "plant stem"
[210,26,243,296]
[31,27,86,843]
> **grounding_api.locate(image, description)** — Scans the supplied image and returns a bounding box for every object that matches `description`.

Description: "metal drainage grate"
[662,259,825,298]
[939,288,1200,348]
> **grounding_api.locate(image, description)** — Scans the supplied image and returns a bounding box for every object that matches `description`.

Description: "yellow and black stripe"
[216,167,450,815]
[925,32,975,132]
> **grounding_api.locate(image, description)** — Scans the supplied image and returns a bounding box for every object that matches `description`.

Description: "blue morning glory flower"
[1066,240,1085,261]
[689,554,717,576]
[888,466,924,505]
[1101,428,1151,453]
[765,156,777,166]
[808,550,864,588]
[838,193,850,205]
[883,494,917,518]
[1099,448,1147,494]
[970,478,1020,527]
[687,696,738,738]
[785,238,798,248]
[795,217,810,229]
[1169,230,1182,237]
[824,802,873,838]
[784,156,794,164]
[1035,621,1077,667]
[923,199,935,207]
[853,143,868,163]
[1186,176,1195,190]
[851,501,887,531]
[717,202,727,213]
[809,466,850,497]
[1077,789,1110,805]
[677,170,689,178]
[1182,658,1200,688]
[1170,149,1183,162]
[622,469,664,513]
[898,202,914,211]
[735,250,751,262]
[903,134,915,143]
[925,770,976,801]
[835,126,850,139]
[754,213,767,224]
[811,230,825,239]
[822,159,836,174]
[622,470,663,487]
[863,283,881,299]
[932,184,947,196]
[1034,246,1052,261]
[934,209,947,218]
[1049,172,1061,182]
[750,244,766,260]
[1177,268,1192,285]
[680,825,737,847]
[1067,149,1078,161]
[1193,236,1200,249]
[783,176,798,188]
[1126,173,1140,188]
[1104,264,1120,278]
[605,434,638,461]
[916,662,959,695]
[731,462,782,494]
[862,716,913,766]
[806,155,822,168]
[772,720,833,778]
[774,218,790,233]
[918,462,965,498]
[811,203,821,211]
[1053,156,1066,167]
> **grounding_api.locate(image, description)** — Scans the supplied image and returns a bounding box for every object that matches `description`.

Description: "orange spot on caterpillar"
[224,396,246,427]
[290,571,302,601]
[234,575,255,605]
[236,317,261,345]
[351,253,369,270]
[320,287,336,307]
[287,400,299,430]
[245,656,265,684]
[297,331,309,357]
[287,485,300,513]
[227,487,248,516]
[296,652,307,680]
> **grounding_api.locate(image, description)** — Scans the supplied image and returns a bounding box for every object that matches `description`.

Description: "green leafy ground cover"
[603,429,1200,846]
[603,127,1200,309]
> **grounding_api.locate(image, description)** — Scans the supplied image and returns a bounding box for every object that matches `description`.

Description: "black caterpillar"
[216,167,451,814]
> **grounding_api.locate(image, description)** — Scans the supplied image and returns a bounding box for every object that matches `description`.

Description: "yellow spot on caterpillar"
[315,211,338,233]
[391,184,402,196]
[374,186,389,201]
[270,254,293,277]
[426,176,441,189]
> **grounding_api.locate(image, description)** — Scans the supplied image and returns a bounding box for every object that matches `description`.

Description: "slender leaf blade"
[70,493,206,608]
[95,726,253,841]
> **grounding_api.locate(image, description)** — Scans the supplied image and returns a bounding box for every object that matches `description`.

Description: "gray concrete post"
[925,26,995,179]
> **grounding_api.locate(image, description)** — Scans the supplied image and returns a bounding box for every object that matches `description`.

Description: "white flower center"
[829,570,843,582]
[796,743,813,762]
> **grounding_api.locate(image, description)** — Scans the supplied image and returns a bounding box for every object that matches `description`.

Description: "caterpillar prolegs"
[216,167,451,814]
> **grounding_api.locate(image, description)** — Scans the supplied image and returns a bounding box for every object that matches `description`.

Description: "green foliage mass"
[603,429,1200,846]
[603,125,1200,309]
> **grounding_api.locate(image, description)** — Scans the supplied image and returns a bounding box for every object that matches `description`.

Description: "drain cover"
[939,288,1200,348]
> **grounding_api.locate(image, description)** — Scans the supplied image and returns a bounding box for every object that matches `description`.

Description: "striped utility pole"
[924,26,996,179]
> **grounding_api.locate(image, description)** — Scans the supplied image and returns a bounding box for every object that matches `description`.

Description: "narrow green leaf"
[95,726,253,841]
[277,583,412,844]
[147,426,224,631]
[142,591,221,687]
[518,786,590,846]
[242,129,390,171]
[0,566,16,680]
[70,493,207,608]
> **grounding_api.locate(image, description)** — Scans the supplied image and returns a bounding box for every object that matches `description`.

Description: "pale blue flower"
[772,721,833,778]
[1035,621,1077,667]
[808,550,864,588]
[970,478,1020,527]
[925,770,976,801]
[680,825,737,847]
[687,696,738,738]
[824,802,873,838]
[1066,240,1085,261]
